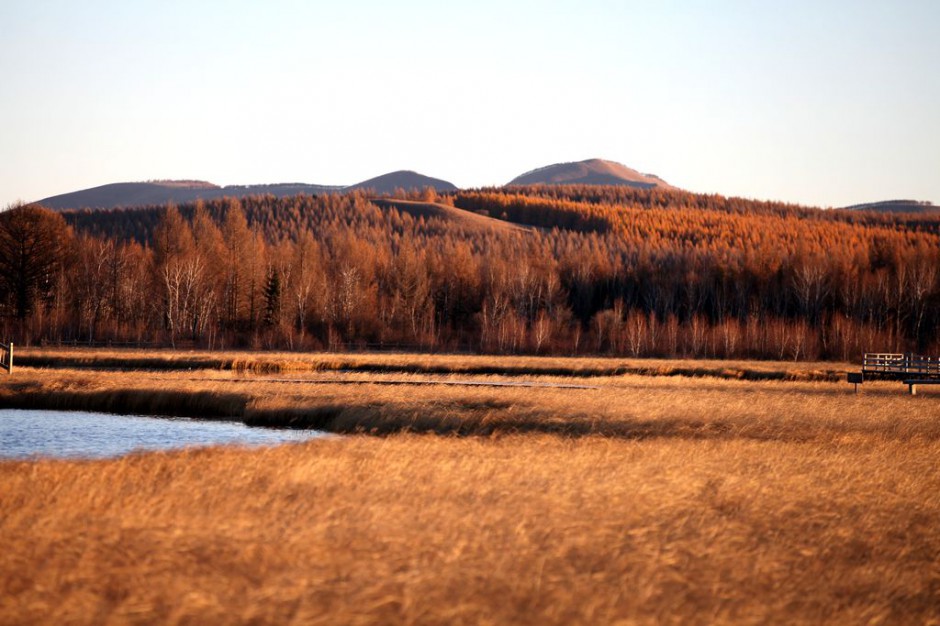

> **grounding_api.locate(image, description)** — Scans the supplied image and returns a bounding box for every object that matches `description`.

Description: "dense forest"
[1,185,938,361]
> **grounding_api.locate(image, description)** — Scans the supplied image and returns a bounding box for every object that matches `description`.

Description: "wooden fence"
[862,353,940,380]
[0,342,11,375]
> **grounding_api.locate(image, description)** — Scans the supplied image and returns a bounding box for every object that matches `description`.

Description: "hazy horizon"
[3,0,939,209]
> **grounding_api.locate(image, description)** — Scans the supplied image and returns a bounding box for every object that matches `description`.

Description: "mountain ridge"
[508,158,675,189]
[35,159,936,213]
[346,170,457,194]
[37,171,456,211]
[842,199,939,214]
[34,159,680,211]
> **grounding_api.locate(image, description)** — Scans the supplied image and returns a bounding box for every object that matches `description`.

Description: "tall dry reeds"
[2,433,938,624]
[2,356,939,623]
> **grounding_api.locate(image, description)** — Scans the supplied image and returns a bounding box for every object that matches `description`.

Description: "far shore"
[0,348,929,436]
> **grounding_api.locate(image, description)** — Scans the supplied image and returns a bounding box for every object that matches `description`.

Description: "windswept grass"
[1,434,939,624]
[1,354,939,623]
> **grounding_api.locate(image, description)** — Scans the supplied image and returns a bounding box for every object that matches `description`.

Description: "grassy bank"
[14,347,851,381]
[0,366,936,438]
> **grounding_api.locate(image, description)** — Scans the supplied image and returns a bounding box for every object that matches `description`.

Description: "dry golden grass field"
[1,349,939,624]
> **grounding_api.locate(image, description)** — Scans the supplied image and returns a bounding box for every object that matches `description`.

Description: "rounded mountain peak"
[509,159,673,189]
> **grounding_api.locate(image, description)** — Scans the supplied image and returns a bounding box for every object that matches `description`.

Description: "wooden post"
[7,342,11,375]
[909,382,917,396]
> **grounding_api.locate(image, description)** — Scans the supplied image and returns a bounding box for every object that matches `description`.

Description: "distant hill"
[843,200,940,214]
[346,171,458,195]
[37,181,342,211]
[508,159,675,189]
[36,171,457,211]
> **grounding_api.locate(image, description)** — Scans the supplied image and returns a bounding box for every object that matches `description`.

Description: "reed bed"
[0,366,936,439]
[1,356,939,623]
[2,434,938,624]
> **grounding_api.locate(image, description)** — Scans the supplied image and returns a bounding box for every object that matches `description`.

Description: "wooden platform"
[861,353,940,381]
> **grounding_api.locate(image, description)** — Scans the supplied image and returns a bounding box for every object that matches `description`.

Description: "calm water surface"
[0,409,325,460]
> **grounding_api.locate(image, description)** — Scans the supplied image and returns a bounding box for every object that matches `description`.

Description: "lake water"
[0,409,325,460]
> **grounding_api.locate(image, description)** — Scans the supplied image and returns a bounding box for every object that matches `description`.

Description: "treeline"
[1,185,938,361]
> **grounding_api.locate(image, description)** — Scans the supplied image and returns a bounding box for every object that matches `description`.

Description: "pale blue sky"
[2,0,938,208]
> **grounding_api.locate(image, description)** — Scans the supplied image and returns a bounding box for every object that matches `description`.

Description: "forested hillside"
[1,185,938,360]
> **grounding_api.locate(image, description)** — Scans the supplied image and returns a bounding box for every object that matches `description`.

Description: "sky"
[2,0,938,208]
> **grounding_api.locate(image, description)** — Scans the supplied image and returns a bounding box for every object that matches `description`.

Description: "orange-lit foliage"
[2,185,938,360]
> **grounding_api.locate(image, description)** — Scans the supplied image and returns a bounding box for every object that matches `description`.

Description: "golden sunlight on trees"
[5,185,939,360]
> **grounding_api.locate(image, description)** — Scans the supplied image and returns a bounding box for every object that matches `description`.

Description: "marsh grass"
[1,354,939,623]
[0,366,936,441]
[15,347,850,381]
[1,435,938,624]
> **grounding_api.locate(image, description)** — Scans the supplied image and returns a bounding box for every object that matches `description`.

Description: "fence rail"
[862,353,940,379]
[0,342,11,374]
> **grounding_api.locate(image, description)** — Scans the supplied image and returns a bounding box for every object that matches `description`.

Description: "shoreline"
[0,352,933,441]
[11,347,850,382]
